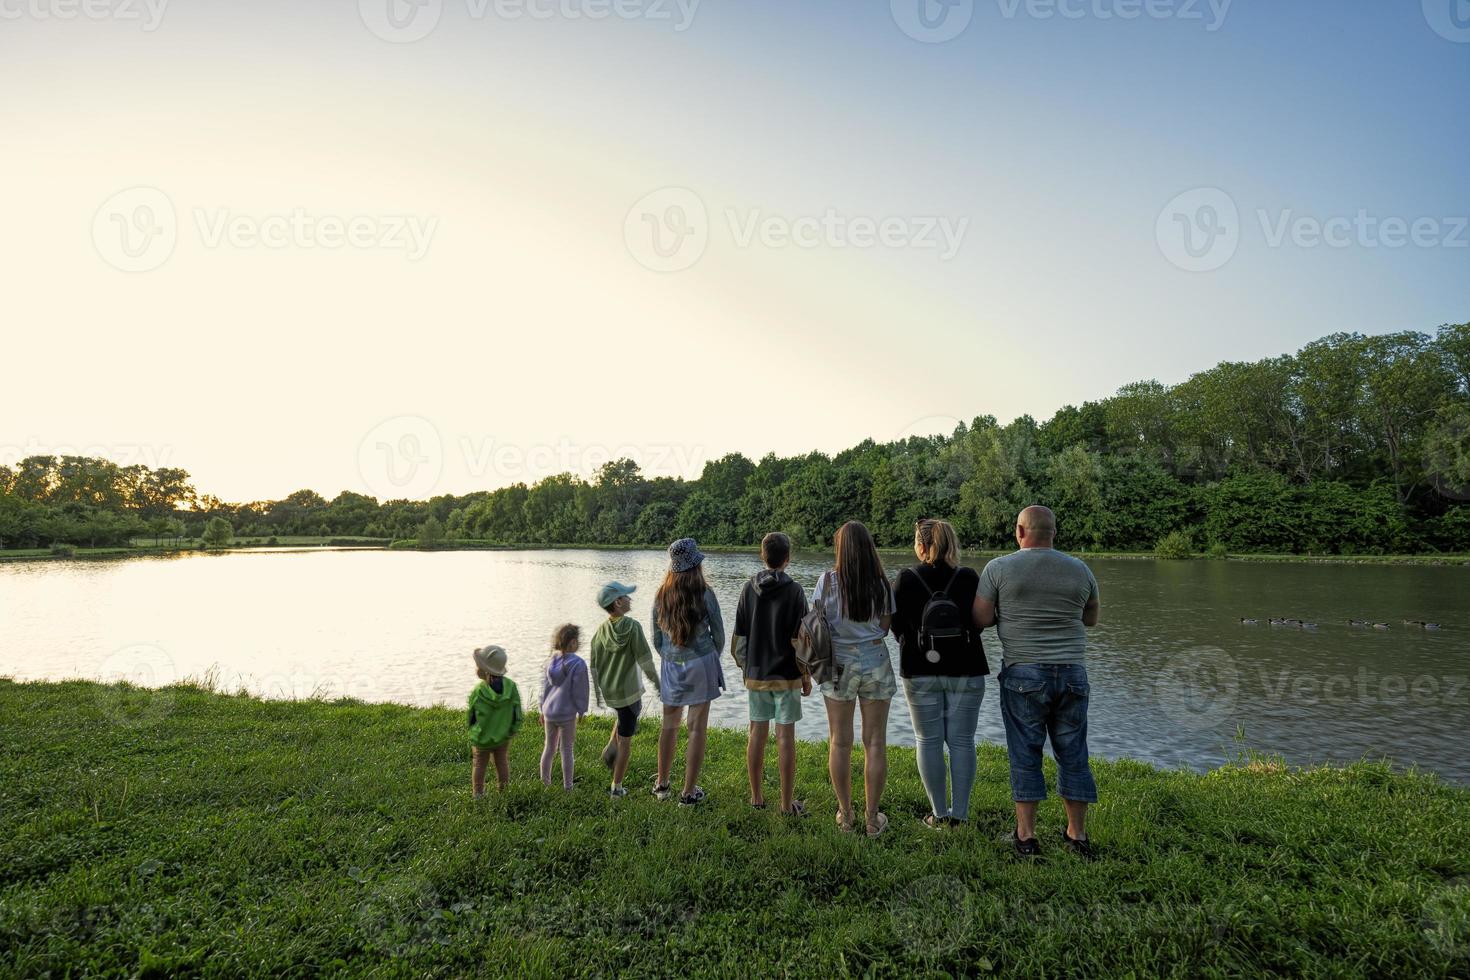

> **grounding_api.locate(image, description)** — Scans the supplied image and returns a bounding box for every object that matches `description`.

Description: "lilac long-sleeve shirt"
[540,652,590,723]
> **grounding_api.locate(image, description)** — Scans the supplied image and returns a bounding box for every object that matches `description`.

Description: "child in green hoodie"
[468,644,523,798]
[589,581,660,798]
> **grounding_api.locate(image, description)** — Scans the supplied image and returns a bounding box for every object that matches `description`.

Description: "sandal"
[781,800,809,818]
[866,812,889,839]
[922,814,948,830]
[835,810,855,833]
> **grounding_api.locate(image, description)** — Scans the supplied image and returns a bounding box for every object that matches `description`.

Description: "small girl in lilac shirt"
[541,624,590,790]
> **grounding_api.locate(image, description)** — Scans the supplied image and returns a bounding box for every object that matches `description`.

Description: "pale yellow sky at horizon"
[5,1,1462,503]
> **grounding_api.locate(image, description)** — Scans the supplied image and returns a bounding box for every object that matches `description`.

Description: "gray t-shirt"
[977,548,1099,666]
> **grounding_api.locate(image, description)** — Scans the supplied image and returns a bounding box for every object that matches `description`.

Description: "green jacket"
[467,678,523,748]
[589,615,660,709]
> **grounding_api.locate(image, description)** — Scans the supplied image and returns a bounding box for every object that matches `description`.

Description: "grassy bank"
[3,681,1469,977]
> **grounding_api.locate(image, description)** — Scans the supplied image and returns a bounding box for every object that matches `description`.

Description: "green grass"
[3,680,1469,977]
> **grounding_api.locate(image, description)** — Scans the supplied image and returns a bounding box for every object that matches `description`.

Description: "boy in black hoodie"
[732,532,811,816]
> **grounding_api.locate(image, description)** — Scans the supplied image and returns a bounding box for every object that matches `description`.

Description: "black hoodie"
[731,568,810,691]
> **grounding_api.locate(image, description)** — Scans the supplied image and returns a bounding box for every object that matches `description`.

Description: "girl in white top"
[816,520,896,837]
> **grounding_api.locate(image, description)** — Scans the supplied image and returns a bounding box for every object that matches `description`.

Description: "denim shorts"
[659,650,726,707]
[997,662,1097,803]
[748,689,803,725]
[821,646,898,702]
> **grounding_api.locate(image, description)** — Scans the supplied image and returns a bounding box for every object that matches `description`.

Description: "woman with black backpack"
[891,519,990,828]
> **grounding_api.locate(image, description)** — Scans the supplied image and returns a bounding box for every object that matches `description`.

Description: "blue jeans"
[902,675,986,820]
[998,663,1097,804]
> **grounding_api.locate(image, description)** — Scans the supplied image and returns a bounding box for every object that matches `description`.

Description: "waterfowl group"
[1242,617,1444,631]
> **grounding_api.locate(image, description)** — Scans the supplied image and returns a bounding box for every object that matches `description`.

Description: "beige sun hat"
[473,644,508,677]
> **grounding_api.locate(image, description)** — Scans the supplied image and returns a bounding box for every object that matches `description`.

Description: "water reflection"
[2,549,1465,780]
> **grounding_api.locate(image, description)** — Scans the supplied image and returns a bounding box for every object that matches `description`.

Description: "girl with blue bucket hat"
[650,537,726,806]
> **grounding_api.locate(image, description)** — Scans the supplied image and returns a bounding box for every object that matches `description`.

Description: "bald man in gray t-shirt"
[975,505,1101,860]
[978,548,1099,666]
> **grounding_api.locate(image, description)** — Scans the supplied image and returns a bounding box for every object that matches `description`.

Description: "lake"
[2,548,1467,780]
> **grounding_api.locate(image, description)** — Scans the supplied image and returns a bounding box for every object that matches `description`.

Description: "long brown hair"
[833,521,890,622]
[654,567,709,648]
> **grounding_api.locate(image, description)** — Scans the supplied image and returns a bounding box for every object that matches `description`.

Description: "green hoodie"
[589,615,660,709]
[467,677,523,749]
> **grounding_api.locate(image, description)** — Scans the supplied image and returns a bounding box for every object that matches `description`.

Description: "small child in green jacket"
[468,644,523,798]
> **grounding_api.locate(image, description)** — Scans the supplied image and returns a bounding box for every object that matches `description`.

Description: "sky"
[2,0,1467,504]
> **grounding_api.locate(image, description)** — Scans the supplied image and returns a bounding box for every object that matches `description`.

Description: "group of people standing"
[465,505,1102,859]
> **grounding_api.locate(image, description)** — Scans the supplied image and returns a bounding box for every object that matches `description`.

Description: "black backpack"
[909,567,968,664]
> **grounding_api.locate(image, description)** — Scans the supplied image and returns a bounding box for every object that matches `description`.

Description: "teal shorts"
[748,689,803,726]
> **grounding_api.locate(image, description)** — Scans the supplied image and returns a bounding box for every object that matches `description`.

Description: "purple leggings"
[540,718,577,789]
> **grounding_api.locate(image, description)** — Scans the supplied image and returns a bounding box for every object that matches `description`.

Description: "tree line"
[3,324,1467,556]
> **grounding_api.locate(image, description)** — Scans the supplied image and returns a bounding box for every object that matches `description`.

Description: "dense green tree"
[201,517,233,549]
[417,515,446,549]
[6,323,1470,556]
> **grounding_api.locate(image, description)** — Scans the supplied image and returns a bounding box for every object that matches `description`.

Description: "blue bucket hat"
[597,581,637,609]
[668,537,706,573]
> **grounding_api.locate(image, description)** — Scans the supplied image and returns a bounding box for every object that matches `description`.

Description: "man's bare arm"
[973,596,997,629]
[1082,597,1100,628]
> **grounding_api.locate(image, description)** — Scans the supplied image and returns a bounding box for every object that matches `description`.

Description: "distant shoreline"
[3,539,1468,567]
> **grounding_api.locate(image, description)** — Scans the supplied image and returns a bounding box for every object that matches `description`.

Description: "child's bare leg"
[682,702,710,797]
[747,721,769,805]
[540,724,559,786]
[493,744,510,791]
[777,722,798,812]
[560,720,576,790]
[612,734,633,786]
[657,704,684,788]
[471,747,489,799]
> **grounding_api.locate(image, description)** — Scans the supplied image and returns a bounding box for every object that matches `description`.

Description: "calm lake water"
[3,548,1467,780]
